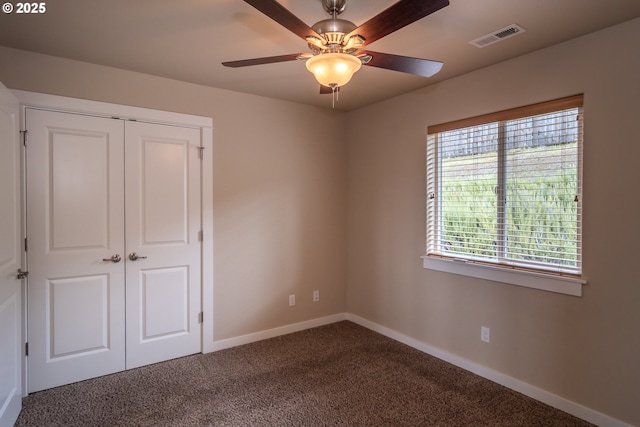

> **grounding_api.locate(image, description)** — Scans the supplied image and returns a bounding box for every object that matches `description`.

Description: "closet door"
[124,121,202,369]
[26,109,126,392]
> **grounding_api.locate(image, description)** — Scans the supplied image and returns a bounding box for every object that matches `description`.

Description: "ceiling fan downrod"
[321,0,347,18]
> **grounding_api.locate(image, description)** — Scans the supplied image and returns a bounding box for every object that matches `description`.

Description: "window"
[424,95,584,295]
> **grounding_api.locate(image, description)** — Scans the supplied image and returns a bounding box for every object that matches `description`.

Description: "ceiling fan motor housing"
[310,18,358,52]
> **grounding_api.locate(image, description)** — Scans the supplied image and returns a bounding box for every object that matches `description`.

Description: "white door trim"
[13,90,212,128]
[13,90,216,365]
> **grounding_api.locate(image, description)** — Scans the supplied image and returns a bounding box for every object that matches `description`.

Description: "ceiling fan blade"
[222,53,302,68]
[360,50,443,78]
[243,0,321,41]
[347,0,449,46]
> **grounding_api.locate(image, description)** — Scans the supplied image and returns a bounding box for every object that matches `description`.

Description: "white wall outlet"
[481,326,490,343]
[289,294,295,306]
[313,290,320,302]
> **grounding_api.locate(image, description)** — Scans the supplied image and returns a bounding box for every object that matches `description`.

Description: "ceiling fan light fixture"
[305,53,361,87]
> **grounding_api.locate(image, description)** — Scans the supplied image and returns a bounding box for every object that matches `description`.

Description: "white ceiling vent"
[469,24,526,48]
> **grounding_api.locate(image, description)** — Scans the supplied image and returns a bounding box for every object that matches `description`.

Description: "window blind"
[426,95,583,275]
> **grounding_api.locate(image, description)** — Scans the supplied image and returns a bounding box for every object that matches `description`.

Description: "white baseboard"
[346,313,631,427]
[206,313,347,352]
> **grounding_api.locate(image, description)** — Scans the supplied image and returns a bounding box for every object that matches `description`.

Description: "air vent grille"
[470,24,526,48]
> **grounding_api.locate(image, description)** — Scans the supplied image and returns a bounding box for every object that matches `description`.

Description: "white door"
[124,121,202,369]
[0,83,23,427]
[26,109,202,392]
[26,109,126,392]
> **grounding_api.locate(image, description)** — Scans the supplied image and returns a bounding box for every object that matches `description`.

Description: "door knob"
[128,252,147,261]
[16,269,29,279]
[102,254,122,263]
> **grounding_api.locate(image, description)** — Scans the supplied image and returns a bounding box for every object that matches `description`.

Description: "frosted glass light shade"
[305,53,362,87]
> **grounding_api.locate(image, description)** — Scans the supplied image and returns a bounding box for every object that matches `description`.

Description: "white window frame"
[423,95,586,296]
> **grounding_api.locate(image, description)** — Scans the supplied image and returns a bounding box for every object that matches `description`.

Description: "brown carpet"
[15,321,593,426]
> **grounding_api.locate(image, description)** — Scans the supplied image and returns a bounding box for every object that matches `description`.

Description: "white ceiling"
[1,0,639,111]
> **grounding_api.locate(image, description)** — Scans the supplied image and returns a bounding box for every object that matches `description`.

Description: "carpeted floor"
[16,321,593,426]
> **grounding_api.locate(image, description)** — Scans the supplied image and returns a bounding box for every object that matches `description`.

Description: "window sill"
[421,256,586,297]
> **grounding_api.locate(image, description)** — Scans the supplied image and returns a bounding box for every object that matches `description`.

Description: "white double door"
[26,109,202,393]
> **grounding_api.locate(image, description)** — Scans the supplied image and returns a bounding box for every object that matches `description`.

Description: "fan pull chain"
[332,85,338,108]
[328,84,341,108]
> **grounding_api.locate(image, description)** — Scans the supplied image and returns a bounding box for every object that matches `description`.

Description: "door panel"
[139,266,189,340]
[0,82,22,427]
[49,132,111,250]
[26,109,126,392]
[48,275,111,358]
[141,139,189,244]
[124,121,201,369]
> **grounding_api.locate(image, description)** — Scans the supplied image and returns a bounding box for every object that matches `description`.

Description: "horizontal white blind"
[427,96,583,275]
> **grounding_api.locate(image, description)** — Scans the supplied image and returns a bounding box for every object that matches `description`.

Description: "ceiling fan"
[223,0,450,98]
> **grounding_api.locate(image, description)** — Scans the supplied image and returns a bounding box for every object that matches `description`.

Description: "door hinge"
[198,312,204,324]
[198,230,203,242]
[20,130,27,146]
[25,342,29,356]
[24,238,28,252]
[197,146,205,159]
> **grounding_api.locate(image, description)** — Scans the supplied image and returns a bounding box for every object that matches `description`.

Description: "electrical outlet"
[481,326,490,343]
[289,294,296,307]
[313,290,320,302]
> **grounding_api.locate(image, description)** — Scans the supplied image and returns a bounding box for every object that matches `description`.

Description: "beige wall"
[345,18,640,426]
[0,46,349,340]
[1,16,639,426]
